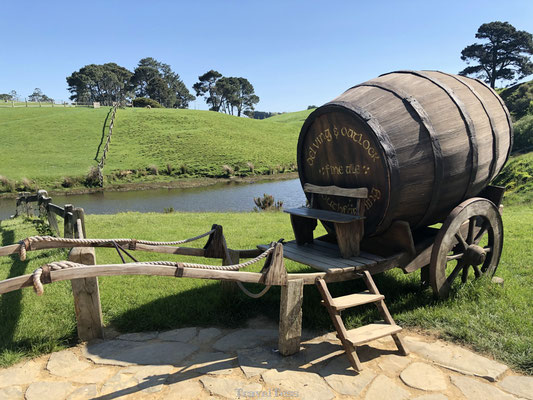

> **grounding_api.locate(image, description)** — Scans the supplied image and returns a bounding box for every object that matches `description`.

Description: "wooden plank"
[344,322,402,346]
[45,202,61,237]
[69,212,103,341]
[279,279,304,356]
[283,244,363,272]
[0,274,34,294]
[312,239,384,263]
[69,248,104,341]
[284,207,364,223]
[304,184,368,199]
[48,203,65,218]
[0,244,21,257]
[334,220,363,258]
[282,246,350,273]
[284,241,370,267]
[329,291,384,310]
[64,205,74,239]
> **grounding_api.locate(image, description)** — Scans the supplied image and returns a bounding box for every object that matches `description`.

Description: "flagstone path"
[0,320,531,399]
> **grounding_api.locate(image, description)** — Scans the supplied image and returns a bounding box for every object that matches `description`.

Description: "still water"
[0,179,307,220]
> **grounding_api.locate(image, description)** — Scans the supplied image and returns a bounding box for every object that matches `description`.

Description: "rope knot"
[32,261,83,296]
[18,238,32,261]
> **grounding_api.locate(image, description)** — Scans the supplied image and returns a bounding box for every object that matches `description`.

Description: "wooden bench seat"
[284,183,368,258]
[284,207,365,223]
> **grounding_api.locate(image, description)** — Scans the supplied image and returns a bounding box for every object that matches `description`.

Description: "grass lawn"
[0,107,303,192]
[0,107,111,187]
[106,108,299,178]
[0,205,531,373]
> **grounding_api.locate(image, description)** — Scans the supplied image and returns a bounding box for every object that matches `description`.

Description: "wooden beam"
[69,212,103,341]
[279,279,303,356]
[304,183,368,199]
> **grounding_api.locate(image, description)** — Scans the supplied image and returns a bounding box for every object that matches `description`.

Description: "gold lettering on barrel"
[306,125,380,166]
[318,163,371,177]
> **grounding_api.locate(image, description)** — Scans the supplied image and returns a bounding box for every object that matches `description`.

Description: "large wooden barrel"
[297,70,513,235]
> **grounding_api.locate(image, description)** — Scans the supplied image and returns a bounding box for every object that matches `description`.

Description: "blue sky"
[1,0,532,112]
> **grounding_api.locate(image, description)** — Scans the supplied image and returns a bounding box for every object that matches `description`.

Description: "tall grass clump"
[84,166,101,187]
[0,175,15,192]
[253,193,283,211]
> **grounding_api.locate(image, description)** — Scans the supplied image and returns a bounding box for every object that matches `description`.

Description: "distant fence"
[0,101,104,108]
[16,190,87,238]
[95,104,119,186]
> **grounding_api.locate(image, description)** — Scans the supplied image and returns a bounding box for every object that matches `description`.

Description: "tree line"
[64,58,259,116]
[0,88,53,102]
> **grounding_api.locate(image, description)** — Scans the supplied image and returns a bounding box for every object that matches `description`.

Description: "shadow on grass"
[0,226,25,350]
[109,268,437,335]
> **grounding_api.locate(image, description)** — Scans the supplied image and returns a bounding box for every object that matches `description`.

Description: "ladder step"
[344,322,402,346]
[328,290,384,310]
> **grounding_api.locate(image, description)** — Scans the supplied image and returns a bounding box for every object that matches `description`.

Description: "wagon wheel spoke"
[454,232,468,251]
[461,264,470,283]
[466,217,476,244]
[473,220,490,244]
[446,253,464,261]
[431,198,504,298]
[446,261,465,285]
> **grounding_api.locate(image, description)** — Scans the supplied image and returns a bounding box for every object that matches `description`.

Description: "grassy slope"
[493,151,533,204]
[0,107,305,191]
[1,205,532,373]
[0,107,110,185]
[106,109,300,178]
[266,109,314,124]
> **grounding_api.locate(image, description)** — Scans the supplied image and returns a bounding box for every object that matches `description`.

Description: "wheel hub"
[463,244,486,266]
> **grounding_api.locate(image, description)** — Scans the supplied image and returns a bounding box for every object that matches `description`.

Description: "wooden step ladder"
[316,271,409,371]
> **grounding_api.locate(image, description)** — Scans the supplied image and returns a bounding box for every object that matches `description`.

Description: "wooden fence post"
[279,279,304,356]
[64,205,74,239]
[68,208,104,341]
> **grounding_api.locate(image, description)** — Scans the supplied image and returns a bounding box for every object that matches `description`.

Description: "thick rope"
[236,281,271,298]
[18,228,216,261]
[32,261,81,296]
[31,244,275,295]
[141,245,275,271]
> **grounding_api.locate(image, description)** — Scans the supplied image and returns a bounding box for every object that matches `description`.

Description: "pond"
[0,179,307,220]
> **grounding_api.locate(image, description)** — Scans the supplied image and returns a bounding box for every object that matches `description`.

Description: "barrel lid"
[297,102,394,235]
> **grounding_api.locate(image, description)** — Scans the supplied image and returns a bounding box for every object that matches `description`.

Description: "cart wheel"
[430,198,503,298]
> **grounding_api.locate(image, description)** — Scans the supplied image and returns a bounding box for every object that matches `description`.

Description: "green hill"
[0,107,305,193]
[106,108,299,180]
[266,109,314,124]
[0,107,110,189]
[493,151,533,204]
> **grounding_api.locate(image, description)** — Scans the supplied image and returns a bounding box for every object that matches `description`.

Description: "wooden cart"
[258,182,505,370]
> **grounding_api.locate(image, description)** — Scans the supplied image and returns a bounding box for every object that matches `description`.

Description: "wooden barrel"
[297,70,513,235]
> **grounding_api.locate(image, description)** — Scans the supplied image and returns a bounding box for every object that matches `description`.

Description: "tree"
[215,77,240,115]
[193,70,223,111]
[28,88,52,102]
[459,21,533,88]
[0,94,12,101]
[66,63,133,105]
[131,58,194,108]
[9,90,19,102]
[231,77,259,117]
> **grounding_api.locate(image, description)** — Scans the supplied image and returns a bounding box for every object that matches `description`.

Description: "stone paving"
[0,320,532,399]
